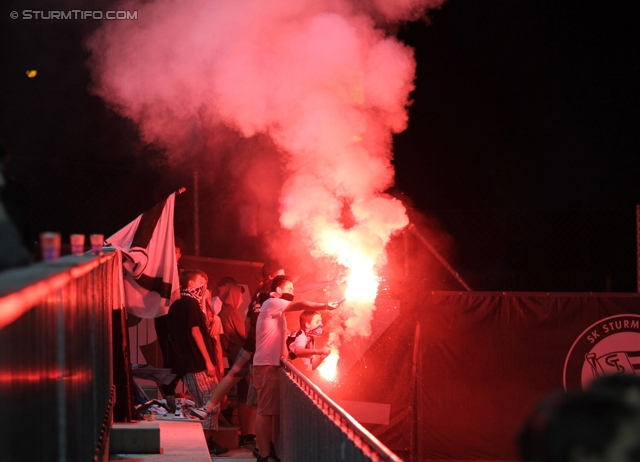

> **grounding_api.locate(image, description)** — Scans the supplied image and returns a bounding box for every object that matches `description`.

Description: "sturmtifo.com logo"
[563,314,640,390]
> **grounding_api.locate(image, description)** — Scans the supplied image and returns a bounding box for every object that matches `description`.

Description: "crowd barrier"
[0,250,123,462]
[280,360,403,462]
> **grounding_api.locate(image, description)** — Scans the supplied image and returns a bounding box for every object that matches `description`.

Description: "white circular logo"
[563,314,640,390]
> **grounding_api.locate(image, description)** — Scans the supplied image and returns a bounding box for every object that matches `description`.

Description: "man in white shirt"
[252,275,343,462]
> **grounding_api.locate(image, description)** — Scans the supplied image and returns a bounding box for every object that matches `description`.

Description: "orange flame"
[315,256,380,383]
[317,349,339,382]
[344,256,378,304]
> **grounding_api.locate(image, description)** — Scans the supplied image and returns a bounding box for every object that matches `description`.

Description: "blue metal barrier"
[0,250,123,462]
[280,360,403,462]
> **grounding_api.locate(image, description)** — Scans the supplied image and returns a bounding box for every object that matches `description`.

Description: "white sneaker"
[190,407,209,420]
[173,407,188,419]
[190,403,219,420]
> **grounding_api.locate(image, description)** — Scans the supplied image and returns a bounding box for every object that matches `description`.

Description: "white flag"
[105,193,180,318]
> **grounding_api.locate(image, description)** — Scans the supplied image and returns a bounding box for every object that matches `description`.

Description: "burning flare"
[317,349,340,382]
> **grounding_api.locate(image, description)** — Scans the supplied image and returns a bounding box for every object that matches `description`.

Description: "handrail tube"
[0,252,118,329]
[408,223,472,291]
[0,251,120,461]
[281,359,403,462]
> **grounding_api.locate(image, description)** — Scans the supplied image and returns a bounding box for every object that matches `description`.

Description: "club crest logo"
[563,314,640,390]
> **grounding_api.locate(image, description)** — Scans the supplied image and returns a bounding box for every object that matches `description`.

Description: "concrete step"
[109,419,210,461]
[155,413,241,449]
[110,421,161,454]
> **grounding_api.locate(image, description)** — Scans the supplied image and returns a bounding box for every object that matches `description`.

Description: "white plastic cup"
[90,234,104,256]
[70,234,85,256]
[40,232,61,262]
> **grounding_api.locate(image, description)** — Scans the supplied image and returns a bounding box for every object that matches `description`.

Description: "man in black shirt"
[168,269,228,455]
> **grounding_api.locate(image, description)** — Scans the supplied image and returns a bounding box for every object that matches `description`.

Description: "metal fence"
[280,360,403,462]
[0,250,123,462]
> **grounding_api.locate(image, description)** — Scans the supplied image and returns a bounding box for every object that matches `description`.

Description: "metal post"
[417,326,423,462]
[636,205,639,292]
[410,322,421,462]
[56,296,67,462]
[408,223,472,291]
[404,229,410,280]
[193,171,200,256]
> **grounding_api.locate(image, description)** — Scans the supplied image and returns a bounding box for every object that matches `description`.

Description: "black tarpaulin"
[329,291,640,461]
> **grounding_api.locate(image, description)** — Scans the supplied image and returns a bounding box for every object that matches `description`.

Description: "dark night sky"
[1,0,639,290]
[395,1,640,211]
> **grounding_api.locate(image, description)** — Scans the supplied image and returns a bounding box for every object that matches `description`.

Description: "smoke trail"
[87,0,443,344]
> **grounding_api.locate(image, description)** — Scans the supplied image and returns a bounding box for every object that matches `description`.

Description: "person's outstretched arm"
[284,297,346,313]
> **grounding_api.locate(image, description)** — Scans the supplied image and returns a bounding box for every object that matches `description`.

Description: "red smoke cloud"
[87,0,443,351]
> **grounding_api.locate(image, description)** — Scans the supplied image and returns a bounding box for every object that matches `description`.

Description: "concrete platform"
[109,419,255,462]
[110,420,210,462]
[110,421,161,454]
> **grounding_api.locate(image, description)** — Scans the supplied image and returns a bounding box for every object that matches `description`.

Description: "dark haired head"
[217,276,245,295]
[587,373,640,407]
[270,274,293,292]
[174,236,186,252]
[299,311,319,330]
[519,390,566,462]
[519,390,640,462]
[179,269,207,289]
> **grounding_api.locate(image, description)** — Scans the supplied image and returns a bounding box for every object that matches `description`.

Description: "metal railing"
[280,360,403,462]
[0,250,123,462]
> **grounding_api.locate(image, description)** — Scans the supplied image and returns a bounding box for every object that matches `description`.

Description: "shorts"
[252,365,281,416]
[182,371,219,431]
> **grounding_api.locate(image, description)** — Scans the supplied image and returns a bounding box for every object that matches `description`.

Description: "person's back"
[253,294,290,367]
[168,269,228,456]
[219,284,246,363]
[587,373,640,409]
[242,290,269,353]
[519,389,640,462]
